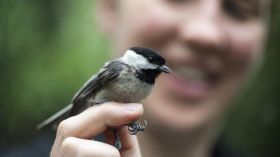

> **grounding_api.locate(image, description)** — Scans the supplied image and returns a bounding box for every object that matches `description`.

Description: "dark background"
[0,0,279,156]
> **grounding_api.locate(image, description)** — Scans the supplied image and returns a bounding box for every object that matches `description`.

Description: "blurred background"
[0,0,279,156]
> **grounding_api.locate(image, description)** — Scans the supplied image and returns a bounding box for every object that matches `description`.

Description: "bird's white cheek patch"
[123,50,157,70]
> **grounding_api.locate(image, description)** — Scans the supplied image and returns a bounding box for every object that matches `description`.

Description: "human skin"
[50,0,271,157]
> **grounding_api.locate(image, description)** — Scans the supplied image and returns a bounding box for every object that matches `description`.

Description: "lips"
[163,63,220,99]
[176,66,205,82]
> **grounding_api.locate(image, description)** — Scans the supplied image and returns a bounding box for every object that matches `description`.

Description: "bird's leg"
[113,129,122,150]
[127,120,148,135]
[112,121,148,150]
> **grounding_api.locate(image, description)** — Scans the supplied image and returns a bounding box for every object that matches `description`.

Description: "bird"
[37,47,171,150]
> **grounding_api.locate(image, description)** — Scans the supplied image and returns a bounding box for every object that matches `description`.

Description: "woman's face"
[100,0,270,132]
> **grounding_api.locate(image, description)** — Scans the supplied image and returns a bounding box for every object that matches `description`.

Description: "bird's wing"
[69,60,128,116]
[37,60,128,130]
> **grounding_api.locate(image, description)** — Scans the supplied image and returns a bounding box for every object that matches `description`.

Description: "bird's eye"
[148,57,153,62]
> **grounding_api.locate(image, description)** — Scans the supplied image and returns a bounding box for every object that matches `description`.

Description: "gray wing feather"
[69,60,127,116]
[71,73,100,103]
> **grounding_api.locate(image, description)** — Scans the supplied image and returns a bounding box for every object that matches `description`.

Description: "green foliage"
[0,0,110,144]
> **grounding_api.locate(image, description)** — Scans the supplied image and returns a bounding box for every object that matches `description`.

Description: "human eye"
[223,0,260,21]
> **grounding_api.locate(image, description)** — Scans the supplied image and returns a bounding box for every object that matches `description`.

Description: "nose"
[178,2,228,53]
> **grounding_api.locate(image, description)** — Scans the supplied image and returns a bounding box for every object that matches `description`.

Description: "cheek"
[226,23,265,73]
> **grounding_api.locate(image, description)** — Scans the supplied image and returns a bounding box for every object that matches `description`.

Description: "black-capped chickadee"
[37,47,171,150]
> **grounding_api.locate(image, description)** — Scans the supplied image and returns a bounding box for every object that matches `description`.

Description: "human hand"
[50,102,143,157]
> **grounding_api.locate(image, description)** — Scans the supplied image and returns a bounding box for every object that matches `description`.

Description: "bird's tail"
[37,104,73,130]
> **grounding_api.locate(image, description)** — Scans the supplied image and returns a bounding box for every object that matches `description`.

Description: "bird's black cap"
[130,47,166,66]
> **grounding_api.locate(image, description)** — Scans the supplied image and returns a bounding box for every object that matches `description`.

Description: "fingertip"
[123,103,143,112]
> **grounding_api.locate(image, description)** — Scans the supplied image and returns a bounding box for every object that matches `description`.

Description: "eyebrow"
[244,0,271,15]
[228,0,261,15]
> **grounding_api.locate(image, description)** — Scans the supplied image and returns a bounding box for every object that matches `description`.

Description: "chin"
[142,92,222,135]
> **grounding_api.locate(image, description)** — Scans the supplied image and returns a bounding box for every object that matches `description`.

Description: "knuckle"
[103,145,121,157]
[99,103,110,113]
[57,120,71,138]
[110,148,121,157]
[99,106,109,126]
[99,104,111,118]
[60,137,78,156]
[100,103,120,125]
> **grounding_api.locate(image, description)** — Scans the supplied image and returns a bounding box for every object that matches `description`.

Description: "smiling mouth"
[165,64,221,99]
[176,66,205,82]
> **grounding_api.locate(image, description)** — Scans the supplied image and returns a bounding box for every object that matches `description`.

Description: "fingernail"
[123,103,142,112]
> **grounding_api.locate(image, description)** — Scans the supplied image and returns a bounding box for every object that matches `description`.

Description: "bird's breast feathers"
[94,67,153,103]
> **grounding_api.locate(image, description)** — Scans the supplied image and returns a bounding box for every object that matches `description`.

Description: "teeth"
[176,67,205,82]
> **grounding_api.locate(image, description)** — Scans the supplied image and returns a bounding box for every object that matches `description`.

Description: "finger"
[57,102,143,139]
[52,102,143,154]
[57,137,120,157]
[104,127,142,156]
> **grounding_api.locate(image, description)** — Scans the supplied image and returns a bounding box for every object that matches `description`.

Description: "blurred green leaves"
[0,0,110,144]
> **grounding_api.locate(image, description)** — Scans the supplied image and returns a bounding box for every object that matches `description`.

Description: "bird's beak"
[159,65,171,73]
